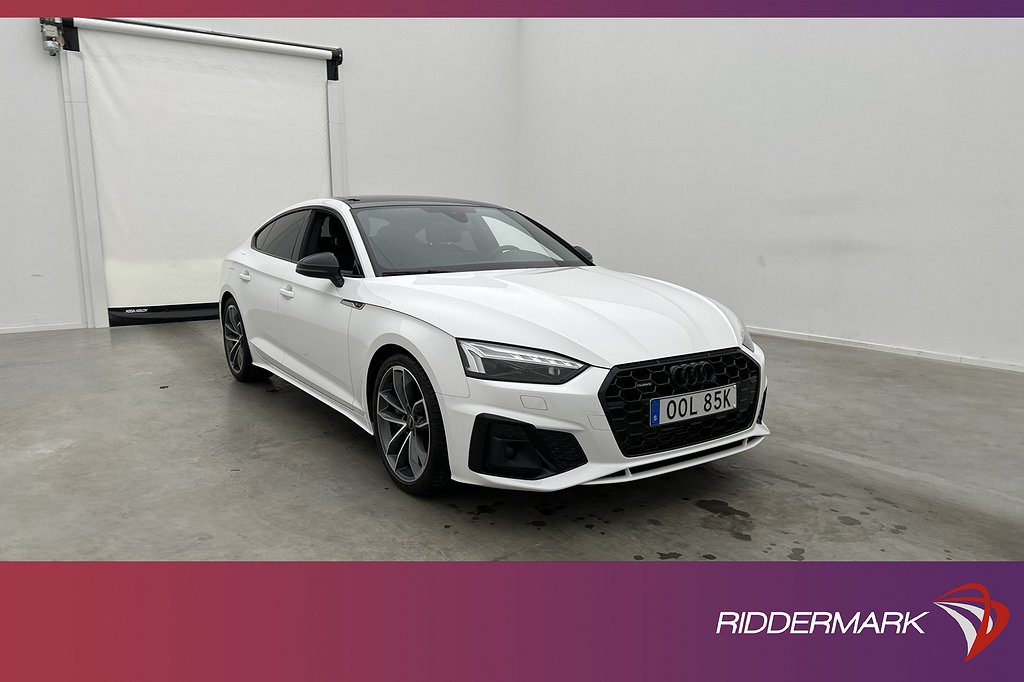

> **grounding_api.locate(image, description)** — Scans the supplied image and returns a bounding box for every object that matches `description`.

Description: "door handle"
[279,285,295,299]
[238,271,251,282]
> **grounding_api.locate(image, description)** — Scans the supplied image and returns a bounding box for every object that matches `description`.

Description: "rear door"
[241,210,312,364]
[277,209,362,407]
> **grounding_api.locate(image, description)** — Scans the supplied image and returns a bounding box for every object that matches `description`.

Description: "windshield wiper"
[381,268,453,276]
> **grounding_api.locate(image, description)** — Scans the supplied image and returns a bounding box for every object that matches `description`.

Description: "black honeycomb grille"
[536,429,588,472]
[599,348,761,457]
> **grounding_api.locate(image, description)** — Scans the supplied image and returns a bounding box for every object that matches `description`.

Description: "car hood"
[358,266,741,367]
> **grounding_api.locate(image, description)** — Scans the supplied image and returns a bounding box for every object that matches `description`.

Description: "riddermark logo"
[933,583,1010,662]
[716,582,1010,663]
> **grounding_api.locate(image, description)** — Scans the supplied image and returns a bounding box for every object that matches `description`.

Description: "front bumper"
[440,345,769,491]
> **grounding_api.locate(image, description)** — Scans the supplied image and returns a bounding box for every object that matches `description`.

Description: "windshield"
[350,205,589,276]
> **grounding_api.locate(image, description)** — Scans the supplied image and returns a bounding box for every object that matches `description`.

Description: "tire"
[221,297,269,383]
[372,353,451,495]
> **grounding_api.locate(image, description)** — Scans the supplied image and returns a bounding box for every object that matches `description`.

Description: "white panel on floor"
[79,28,331,307]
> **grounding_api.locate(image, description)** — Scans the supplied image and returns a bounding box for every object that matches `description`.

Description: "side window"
[298,211,360,275]
[253,211,310,261]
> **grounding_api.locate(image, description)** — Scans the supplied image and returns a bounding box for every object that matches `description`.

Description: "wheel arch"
[353,306,470,428]
[219,280,243,321]
[365,343,414,418]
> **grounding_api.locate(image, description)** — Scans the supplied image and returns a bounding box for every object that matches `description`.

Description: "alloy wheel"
[376,366,431,483]
[223,304,246,374]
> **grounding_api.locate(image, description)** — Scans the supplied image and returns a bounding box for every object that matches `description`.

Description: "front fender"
[349,303,470,419]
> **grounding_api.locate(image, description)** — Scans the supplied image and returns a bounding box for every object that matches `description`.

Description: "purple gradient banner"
[0,562,1018,681]
[8,2,1024,16]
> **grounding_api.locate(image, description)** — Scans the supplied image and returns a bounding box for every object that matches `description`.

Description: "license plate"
[650,384,737,426]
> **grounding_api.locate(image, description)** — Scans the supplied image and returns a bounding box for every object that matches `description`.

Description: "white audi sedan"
[220,196,768,494]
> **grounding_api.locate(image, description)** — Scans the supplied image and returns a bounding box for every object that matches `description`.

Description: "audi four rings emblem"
[671,361,716,387]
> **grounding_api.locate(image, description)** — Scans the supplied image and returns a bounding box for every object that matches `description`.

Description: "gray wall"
[2,18,1022,368]
[0,19,85,331]
[515,20,1024,368]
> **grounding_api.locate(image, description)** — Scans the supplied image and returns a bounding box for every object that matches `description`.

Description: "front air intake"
[468,415,587,479]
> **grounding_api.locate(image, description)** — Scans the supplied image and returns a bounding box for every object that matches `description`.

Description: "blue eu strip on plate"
[650,399,660,426]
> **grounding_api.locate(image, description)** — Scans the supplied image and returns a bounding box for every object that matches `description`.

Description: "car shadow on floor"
[250,370,758,552]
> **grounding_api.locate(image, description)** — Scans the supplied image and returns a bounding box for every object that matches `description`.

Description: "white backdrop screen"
[80,29,331,307]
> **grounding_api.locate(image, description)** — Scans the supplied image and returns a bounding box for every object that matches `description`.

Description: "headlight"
[740,324,754,352]
[457,340,587,384]
[712,300,755,352]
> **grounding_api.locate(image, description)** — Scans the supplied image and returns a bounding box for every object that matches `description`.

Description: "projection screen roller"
[78,27,332,310]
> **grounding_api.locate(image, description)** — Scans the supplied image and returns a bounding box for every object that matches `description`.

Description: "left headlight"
[457,340,588,384]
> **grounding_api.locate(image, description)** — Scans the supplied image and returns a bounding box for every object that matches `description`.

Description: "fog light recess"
[468,415,587,480]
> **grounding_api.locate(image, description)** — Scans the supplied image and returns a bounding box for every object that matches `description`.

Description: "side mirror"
[296,252,345,287]
[574,245,594,263]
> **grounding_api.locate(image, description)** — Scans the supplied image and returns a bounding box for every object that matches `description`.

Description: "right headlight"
[739,322,754,352]
[457,340,588,384]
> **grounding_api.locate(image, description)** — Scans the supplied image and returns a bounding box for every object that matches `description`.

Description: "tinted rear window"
[254,211,310,261]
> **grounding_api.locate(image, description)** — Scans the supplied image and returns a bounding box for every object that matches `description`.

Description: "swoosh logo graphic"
[934,583,1010,662]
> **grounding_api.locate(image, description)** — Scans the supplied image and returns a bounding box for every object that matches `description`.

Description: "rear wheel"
[222,298,269,382]
[373,354,450,495]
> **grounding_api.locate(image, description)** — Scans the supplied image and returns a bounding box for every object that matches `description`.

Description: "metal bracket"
[38,17,79,54]
[327,47,344,81]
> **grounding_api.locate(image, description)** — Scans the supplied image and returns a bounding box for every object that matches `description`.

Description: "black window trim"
[296,208,365,278]
[513,211,595,266]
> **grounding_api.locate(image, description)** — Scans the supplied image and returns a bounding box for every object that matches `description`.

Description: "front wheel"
[373,354,451,495]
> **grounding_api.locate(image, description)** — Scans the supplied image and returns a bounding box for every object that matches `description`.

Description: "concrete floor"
[0,321,1021,561]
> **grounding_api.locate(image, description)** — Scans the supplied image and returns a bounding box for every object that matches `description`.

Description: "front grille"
[599,348,761,457]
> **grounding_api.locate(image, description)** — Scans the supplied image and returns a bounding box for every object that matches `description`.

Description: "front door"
[276,210,362,407]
